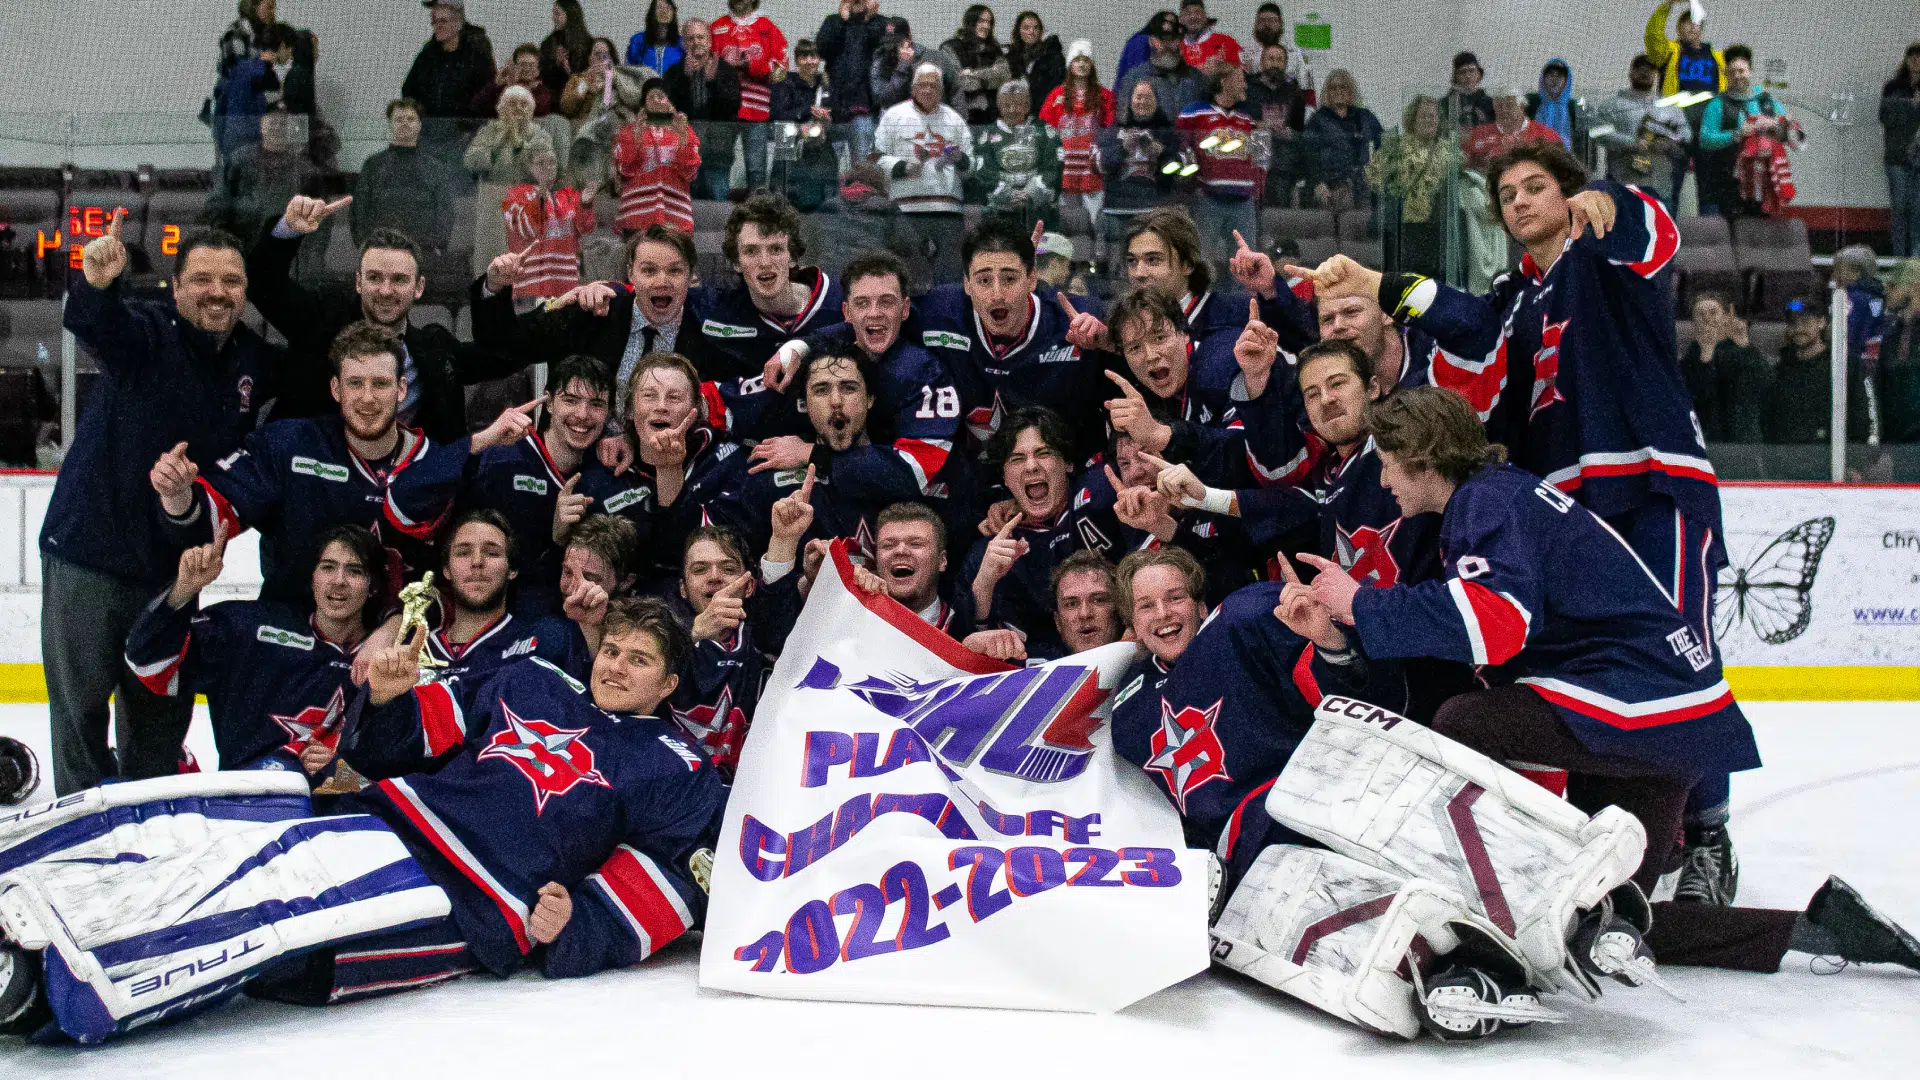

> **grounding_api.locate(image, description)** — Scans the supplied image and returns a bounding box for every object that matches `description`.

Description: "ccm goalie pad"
[1267,697,1647,999]
[0,773,448,1043]
[1211,844,1562,1040]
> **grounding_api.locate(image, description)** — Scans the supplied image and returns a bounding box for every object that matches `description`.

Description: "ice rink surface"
[1,700,1916,1079]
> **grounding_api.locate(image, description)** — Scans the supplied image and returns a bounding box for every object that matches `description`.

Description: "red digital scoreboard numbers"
[36,206,181,269]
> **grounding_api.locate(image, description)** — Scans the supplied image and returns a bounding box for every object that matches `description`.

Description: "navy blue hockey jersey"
[707,442,922,564]
[125,594,362,773]
[960,467,1131,659]
[182,415,458,605]
[659,579,801,774]
[611,427,751,586]
[682,268,842,384]
[345,659,727,979]
[1350,464,1760,778]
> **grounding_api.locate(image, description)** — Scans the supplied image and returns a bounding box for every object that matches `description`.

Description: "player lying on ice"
[0,598,724,1044]
[1108,388,1920,1041]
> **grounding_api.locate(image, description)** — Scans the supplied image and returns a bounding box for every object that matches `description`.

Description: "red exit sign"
[36,206,181,269]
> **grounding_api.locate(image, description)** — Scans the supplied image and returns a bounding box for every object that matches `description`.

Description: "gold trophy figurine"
[398,571,448,669]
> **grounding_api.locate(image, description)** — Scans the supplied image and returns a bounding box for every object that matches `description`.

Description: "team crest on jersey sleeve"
[1144,697,1230,813]
[477,700,611,813]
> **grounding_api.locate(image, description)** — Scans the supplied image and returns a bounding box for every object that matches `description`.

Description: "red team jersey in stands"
[1039,86,1113,195]
[503,186,594,301]
[1180,29,1242,72]
[613,120,702,234]
[710,13,788,122]
[1177,103,1262,198]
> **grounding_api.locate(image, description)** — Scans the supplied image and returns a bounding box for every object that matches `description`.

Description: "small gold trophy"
[398,571,447,669]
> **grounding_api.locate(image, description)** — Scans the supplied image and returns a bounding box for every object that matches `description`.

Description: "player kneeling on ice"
[0,598,724,1044]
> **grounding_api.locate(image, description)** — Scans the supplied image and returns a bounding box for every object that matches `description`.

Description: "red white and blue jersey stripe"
[1349,464,1760,778]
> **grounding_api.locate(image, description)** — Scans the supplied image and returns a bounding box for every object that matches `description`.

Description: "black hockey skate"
[0,737,38,806]
[1674,824,1739,905]
[0,941,49,1038]
[1805,876,1920,974]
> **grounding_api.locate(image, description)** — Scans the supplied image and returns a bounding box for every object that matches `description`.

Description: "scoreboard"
[34,206,181,270]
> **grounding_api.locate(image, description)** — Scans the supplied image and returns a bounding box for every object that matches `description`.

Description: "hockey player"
[125,524,384,776]
[1292,140,1735,902]
[711,0,788,192]
[1116,208,1252,385]
[416,510,595,695]
[151,322,533,606]
[961,407,1130,659]
[708,350,922,562]
[1297,387,1920,977]
[612,78,702,235]
[1051,550,1124,654]
[559,514,639,617]
[1093,432,1261,606]
[664,525,800,773]
[1103,286,1250,487]
[615,352,750,587]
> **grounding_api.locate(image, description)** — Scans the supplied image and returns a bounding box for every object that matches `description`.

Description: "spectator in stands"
[943,5,1011,127]
[47,220,282,793]
[569,67,647,208]
[1644,1,1726,202]
[1100,79,1179,241]
[465,81,555,276]
[1525,58,1583,156]
[541,0,594,96]
[205,110,326,247]
[352,99,459,253]
[403,1,497,155]
[1462,88,1557,171]
[1117,18,1207,122]
[817,0,885,162]
[248,193,524,442]
[560,37,621,125]
[1246,42,1307,207]
[1041,43,1113,252]
[1682,292,1768,443]
[1698,46,1790,219]
[972,80,1061,235]
[1179,65,1260,267]
[768,41,840,212]
[629,0,683,72]
[1366,95,1458,279]
[1835,244,1891,366]
[210,21,292,159]
[1765,295,1879,445]
[1881,261,1920,440]
[1247,5,1311,95]
[1440,51,1495,133]
[1880,45,1920,257]
[503,148,594,303]
[1114,10,1170,83]
[876,64,973,285]
[713,0,789,195]
[218,0,274,79]
[1052,551,1123,654]
[614,78,702,234]
[872,19,960,112]
[666,18,741,201]
[1177,0,1239,74]
[1008,12,1065,110]
[1301,69,1380,212]
[473,44,557,119]
[1596,54,1689,207]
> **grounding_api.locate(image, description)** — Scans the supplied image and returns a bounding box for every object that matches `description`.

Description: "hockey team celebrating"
[4,128,1917,1047]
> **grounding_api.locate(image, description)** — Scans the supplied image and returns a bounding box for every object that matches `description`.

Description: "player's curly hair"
[987,405,1075,475]
[602,596,693,678]
[1114,547,1205,621]
[1367,386,1507,487]
[1484,140,1588,229]
[723,191,808,265]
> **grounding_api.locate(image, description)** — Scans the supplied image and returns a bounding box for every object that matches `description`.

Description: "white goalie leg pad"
[0,773,448,1042]
[1210,844,1476,1039]
[1266,697,1646,996]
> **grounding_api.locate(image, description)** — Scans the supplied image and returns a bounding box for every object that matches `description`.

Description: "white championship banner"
[699,545,1211,1013]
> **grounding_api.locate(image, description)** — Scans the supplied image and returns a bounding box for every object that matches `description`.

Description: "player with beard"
[153,322,531,606]
[961,408,1130,660]
[660,525,802,773]
[248,194,525,441]
[709,351,922,563]
[1051,550,1124,654]
[126,524,386,778]
[757,251,969,521]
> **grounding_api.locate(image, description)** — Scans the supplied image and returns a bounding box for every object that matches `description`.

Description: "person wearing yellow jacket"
[1645,1,1726,203]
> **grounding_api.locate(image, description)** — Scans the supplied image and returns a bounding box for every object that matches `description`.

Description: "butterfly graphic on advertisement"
[1716,516,1835,645]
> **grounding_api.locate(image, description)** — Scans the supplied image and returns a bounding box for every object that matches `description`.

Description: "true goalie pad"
[0,773,449,1043]
[1266,697,1646,998]
[1210,844,1518,1039]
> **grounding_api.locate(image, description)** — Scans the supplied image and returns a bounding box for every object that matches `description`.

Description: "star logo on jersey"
[1531,316,1570,419]
[1336,519,1404,588]
[670,685,747,766]
[1144,698,1230,813]
[851,518,876,567]
[477,701,610,814]
[271,686,347,756]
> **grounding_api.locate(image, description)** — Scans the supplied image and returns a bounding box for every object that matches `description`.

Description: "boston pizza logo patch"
[477,701,610,813]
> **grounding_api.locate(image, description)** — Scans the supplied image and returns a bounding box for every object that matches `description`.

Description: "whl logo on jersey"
[477,701,610,812]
